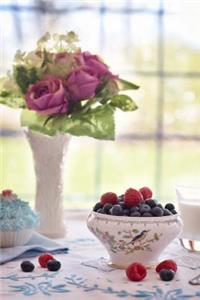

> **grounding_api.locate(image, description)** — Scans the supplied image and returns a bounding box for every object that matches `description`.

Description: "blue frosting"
[0,196,39,231]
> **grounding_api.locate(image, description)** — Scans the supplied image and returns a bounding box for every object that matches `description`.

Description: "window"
[1,0,200,208]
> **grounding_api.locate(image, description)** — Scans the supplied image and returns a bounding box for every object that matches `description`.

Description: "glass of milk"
[175,184,200,252]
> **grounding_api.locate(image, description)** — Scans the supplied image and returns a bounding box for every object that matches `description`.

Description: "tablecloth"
[0,219,200,300]
[0,232,68,264]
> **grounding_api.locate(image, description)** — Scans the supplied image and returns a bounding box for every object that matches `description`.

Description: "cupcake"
[0,189,39,248]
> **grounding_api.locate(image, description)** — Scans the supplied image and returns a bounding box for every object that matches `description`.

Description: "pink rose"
[25,75,69,116]
[75,51,117,79]
[65,68,100,102]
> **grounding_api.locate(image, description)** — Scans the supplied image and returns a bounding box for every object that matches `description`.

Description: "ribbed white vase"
[26,129,70,238]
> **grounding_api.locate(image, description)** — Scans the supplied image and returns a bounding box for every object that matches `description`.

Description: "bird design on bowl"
[126,230,150,246]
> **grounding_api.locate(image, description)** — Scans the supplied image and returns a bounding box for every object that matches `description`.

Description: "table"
[0,217,200,299]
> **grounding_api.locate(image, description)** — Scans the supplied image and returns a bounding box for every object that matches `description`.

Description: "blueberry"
[47,260,61,272]
[93,202,103,212]
[130,206,140,213]
[119,201,127,209]
[97,208,105,214]
[163,208,172,216]
[139,200,145,205]
[157,203,163,209]
[103,203,113,214]
[130,211,141,217]
[139,204,151,214]
[123,209,130,216]
[165,203,175,211]
[171,209,177,215]
[118,194,124,202]
[110,205,123,216]
[21,261,35,272]
[142,212,153,217]
[151,206,164,217]
[145,199,157,208]
[159,269,175,281]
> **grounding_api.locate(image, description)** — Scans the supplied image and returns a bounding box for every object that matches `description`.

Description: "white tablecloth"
[0,219,200,299]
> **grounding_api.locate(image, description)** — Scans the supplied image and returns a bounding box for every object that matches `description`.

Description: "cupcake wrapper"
[0,229,34,248]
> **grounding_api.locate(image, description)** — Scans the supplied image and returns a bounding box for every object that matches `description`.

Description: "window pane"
[0,136,101,208]
[0,136,35,202]
[164,79,200,135]
[1,0,200,209]
[0,137,158,208]
[164,1,200,72]
[128,14,158,71]
[104,0,128,9]
[103,14,158,71]
[43,10,100,53]
[64,138,98,208]
[116,77,158,135]
[15,11,42,50]
[53,0,100,9]
[0,11,18,72]
[129,0,160,10]
[100,141,156,195]
[161,141,200,203]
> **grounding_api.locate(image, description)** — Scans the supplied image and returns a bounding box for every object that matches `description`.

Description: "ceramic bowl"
[87,211,183,268]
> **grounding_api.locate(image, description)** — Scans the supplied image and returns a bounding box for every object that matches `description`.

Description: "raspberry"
[100,192,118,205]
[126,262,147,281]
[38,253,54,268]
[2,189,13,197]
[124,188,143,208]
[139,187,153,200]
[156,259,177,273]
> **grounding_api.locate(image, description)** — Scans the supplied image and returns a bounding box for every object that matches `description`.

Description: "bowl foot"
[107,261,126,269]
[107,261,156,270]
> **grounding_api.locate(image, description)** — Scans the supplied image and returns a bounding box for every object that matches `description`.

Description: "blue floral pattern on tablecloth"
[0,273,199,298]
[0,238,200,299]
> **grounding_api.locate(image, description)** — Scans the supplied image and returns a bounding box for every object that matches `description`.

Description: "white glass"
[175,184,200,252]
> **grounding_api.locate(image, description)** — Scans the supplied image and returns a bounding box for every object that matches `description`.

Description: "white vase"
[26,129,70,238]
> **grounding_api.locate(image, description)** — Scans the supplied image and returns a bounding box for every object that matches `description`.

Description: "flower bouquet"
[0,31,139,238]
[0,31,138,140]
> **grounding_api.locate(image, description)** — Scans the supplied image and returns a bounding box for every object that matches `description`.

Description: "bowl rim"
[89,211,181,223]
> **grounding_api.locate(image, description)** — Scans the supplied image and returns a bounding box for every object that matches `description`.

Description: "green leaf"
[21,110,54,135]
[49,104,115,140]
[0,75,25,108]
[28,68,39,84]
[21,104,115,140]
[14,66,39,94]
[117,78,139,91]
[0,94,25,109]
[110,94,138,111]
[97,79,119,103]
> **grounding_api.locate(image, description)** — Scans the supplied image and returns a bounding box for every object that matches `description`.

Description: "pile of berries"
[93,187,177,217]
[20,253,61,272]
[126,259,177,282]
